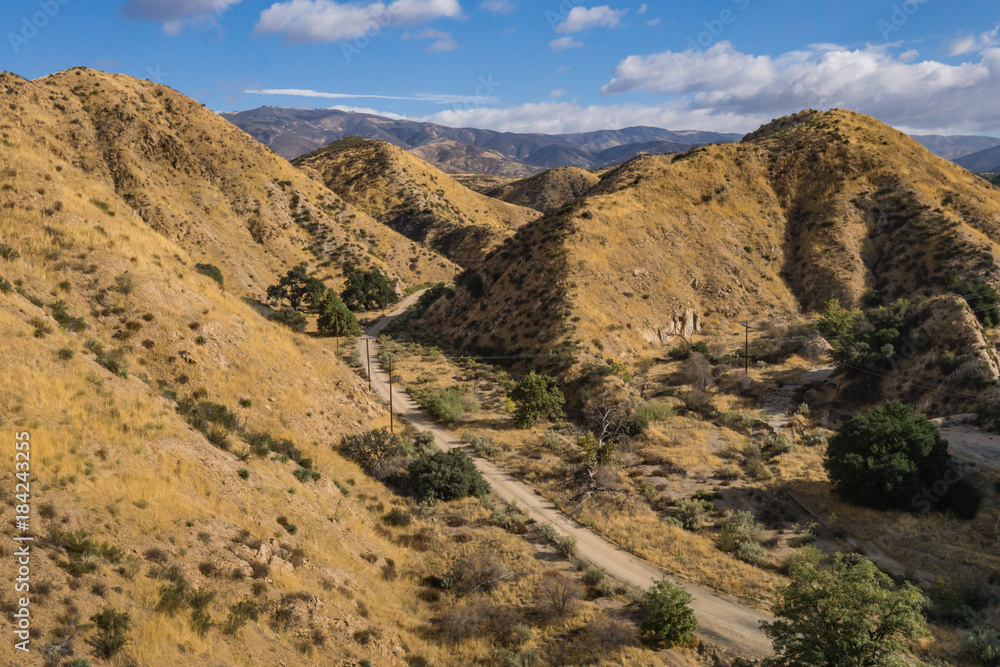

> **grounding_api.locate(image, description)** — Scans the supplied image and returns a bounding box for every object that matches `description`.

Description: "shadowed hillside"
[416,109,1000,413]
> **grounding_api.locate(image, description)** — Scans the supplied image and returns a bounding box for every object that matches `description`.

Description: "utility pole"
[363,337,372,390]
[740,321,751,373]
[386,353,394,434]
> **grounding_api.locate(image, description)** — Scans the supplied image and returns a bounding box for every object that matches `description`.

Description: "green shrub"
[672,498,712,531]
[638,579,697,647]
[0,276,11,293]
[819,298,916,375]
[826,401,980,517]
[237,468,249,480]
[718,510,766,559]
[966,630,1000,665]
[269,307,307,333]
[956,281,1000,327]
[223,600,259,635]
[408,449,489,502]
[383,508,412,527]
[340,428,403,479]
[194,263,224,288]
[414,387,478,424]
[583,567,606,587]
[0,243,20,261]
[554,535,578,559]
[636,400,675,422]
[509,371,565,429]
[88,608,131,658]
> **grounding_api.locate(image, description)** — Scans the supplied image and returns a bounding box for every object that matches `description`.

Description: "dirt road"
[358,292,775,659]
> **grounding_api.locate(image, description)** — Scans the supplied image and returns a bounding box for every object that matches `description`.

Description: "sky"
[2,0,1000,135]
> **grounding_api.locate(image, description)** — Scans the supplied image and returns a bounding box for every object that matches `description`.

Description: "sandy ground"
[359,292,776,659]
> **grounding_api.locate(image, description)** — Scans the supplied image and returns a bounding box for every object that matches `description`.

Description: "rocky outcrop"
[660,309,702,339]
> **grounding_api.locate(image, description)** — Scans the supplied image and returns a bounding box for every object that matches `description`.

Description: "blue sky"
[2,0,1000,134]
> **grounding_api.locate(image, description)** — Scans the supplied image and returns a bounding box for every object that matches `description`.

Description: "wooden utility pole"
[387,353,394,434]
[363,337,372,390]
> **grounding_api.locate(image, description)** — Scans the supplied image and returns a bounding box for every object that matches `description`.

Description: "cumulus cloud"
[480,0,515,14]
[589,41,1000,133]
[550,36,583,52]
[245,88,497,104]
[554,5,626,33]
[255,0,461,44]
[121,0,242,33]
[947,26,999,57]
[421,101,754,134]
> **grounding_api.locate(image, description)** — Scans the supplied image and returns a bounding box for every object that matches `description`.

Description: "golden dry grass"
[293,137,541,267]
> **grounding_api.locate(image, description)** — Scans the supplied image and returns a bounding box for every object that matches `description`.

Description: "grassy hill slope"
[0,69,669,667]
[484,166,601,214]
[417,110,1000,411]
[293,138,541,267]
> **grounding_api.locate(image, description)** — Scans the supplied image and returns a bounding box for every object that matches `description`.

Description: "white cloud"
[549,89,569,99]
[637,3,647,13]
[327,105,412,119]
[255,0,461,44]
[121,0,241,33]
[550,36,583,52]
[420,100,753,134]
[245,88,497,104]
[408,28,458,52]
[947,26,999,57]
[480,0,515,14]
[554,5,626,33]
[594,41,1000,134]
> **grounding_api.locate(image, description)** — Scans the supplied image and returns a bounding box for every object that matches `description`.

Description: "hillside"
[407,139,538,178]
[0,69,669,667]
[223,107,740,172]
[293,138,540,267]
[956,144,1000,173]
[416,109,1000,413]
[484,166,601,214]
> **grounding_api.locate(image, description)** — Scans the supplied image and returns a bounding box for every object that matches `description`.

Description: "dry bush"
[574,616,638,657]
[679,352,714,391]
[534,571,583,621]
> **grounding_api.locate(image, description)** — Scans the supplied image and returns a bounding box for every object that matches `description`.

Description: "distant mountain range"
[222,106,1000,177]
[221,107,741,175]
[955,144,1000,173]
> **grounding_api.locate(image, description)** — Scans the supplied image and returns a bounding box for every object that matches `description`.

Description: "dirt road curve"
[358,292,774,658]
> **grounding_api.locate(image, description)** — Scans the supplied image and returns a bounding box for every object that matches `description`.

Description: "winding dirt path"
[358,292,775,659]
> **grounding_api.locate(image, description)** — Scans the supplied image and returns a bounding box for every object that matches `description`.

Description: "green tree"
[955,280,1000,328]
[317,289,361,337]
[824,401,979,517]
[763,553,928,667]
[340,268,398,311]
[509,371,565,429]
[638,579,697,647]
[266,264,326,311]
[407,449,489,502]
[817,298,862,337]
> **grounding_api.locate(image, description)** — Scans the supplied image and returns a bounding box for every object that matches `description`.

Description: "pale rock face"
[256,543,271,565]
[659,309,702,340]
[270,556,295,574]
